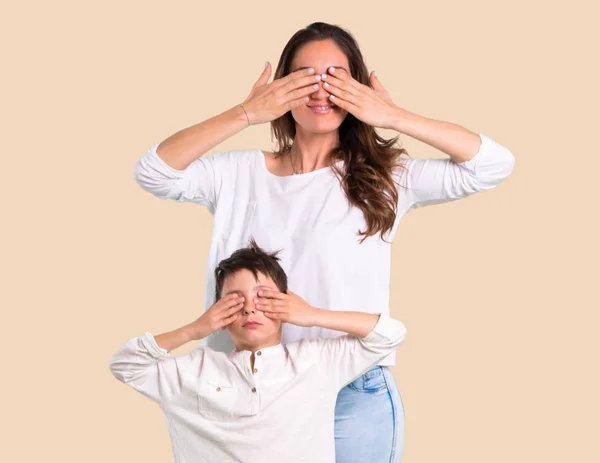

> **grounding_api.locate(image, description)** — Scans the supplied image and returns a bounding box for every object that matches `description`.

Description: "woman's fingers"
[282,81,319,106]
[282,86,316,111]
[327,93,358,113]
[370,71,384,92]
[323,80,359,105]
[369,71,392,102]
[253,62,272,89]
[281,73,323,96]
[326,67,360,91]
[322,69,360,99]
[286,94,311,111]
[321,69,361,112]
[279,74,322,110]
[275,69,322,108]
[274,67,316,90]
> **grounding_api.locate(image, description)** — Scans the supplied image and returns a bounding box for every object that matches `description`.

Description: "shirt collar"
[228,343,286,359]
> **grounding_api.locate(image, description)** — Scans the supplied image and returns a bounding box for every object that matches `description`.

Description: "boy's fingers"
[221,313,240,327]
[217,295,245,310]
[215,294,238,305]
[256,299,286,309]
[255,304,272,312]
[257,289,285,299]
[264,312,281,320]
[255,297,272,307]
[221,302,244,317]
[255,304,280,313]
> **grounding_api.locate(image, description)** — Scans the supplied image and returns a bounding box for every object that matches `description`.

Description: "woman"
[133,22,515,463]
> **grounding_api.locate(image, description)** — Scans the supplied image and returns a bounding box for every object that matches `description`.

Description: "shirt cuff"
[362,314,406,342]
[457,133,488,168]
[459,132,516,180]
[140,332,170,358]
[147,142,188,176]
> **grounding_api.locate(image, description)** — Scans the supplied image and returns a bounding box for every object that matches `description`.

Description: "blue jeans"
[334,366,404,463]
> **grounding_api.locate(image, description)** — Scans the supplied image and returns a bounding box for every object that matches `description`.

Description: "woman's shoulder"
[259,150,290,176]
[202,147,264,171]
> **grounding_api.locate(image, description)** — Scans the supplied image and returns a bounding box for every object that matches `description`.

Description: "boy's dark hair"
[214,238,288,301]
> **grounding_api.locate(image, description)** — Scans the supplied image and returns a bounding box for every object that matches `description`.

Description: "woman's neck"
[289,130,339,173]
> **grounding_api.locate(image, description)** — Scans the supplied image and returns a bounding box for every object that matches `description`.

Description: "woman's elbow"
[498,146,516,180]
[108,357,127,383]
[474,145,516,190]
[133,157,154,192]
[133,154,179,199]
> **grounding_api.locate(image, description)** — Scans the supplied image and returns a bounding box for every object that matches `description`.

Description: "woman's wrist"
[389,106,417,133]
[238,103,251,127]
[228,103,250,128]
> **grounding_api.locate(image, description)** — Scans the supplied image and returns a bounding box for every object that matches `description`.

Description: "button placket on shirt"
[248,351,261,413]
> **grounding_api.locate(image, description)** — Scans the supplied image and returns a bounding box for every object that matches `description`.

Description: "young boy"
[109,239,407,462]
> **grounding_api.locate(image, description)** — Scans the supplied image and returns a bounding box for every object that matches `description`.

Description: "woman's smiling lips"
[307,104,334,114]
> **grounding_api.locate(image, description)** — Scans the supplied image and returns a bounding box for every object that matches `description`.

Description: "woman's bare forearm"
[391,108,482,163]
[156,104,249,170]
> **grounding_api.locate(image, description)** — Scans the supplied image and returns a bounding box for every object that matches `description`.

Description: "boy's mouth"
[243,321,263,329]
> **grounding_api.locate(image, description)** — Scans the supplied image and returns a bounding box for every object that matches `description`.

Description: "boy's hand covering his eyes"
[254,289,319,327]
[193,294,245,338]
[256,289,381,338]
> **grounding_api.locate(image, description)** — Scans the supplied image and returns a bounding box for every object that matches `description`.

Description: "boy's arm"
[315,313,407,390]
[109,293,245,402]
[309,309,380,337]
[109,332,201,403]
[255,289,406,389]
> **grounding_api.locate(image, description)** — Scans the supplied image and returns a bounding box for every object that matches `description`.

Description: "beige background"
[2,1,598,462]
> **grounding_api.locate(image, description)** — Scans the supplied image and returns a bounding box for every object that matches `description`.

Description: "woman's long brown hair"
[271,22,408,243]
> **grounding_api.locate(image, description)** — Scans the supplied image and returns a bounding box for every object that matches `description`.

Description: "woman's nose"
[310,76,329,99]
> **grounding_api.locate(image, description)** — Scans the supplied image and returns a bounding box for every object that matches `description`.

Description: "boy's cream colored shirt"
[110,314,406,463]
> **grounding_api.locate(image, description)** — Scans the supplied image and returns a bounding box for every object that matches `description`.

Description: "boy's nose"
[243,303,256,315]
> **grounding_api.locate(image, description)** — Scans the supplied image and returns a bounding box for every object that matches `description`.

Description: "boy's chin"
[231,330,279,348]
[236,331,268,343]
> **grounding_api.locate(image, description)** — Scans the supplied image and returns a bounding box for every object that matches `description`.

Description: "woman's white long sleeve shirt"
[133,133,515,365]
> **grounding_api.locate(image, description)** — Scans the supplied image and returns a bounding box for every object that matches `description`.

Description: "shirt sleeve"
[109,332,201,404]
[316,315,407,390]
[133,143,232,214]
[398,133,516,209]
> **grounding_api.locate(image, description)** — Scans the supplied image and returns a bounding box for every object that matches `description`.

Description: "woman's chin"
[293,108,345,131]
[303,118,344,134]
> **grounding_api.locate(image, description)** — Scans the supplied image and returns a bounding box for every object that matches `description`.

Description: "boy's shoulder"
[284,334,355,362]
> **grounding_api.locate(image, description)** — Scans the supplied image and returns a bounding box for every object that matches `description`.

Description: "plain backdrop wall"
[2,1,598,462]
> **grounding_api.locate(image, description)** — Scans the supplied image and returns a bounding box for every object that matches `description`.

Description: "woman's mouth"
[308,104,334,115]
